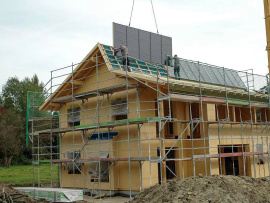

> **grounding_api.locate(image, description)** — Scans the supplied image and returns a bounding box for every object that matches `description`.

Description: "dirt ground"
[3,175,270,202]
[130,175,270,203]
[83,195,130,203]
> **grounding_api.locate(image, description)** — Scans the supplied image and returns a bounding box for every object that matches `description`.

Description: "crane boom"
[264,0,270,76]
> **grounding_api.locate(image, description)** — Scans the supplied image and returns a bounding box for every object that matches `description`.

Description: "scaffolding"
[27,43,270,198]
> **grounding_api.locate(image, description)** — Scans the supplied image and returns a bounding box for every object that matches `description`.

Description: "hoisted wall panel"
[150,33,162,64]
[113,23,127,49]
[162,36,172,65]
[127,26,139,59]
[113,22,172,65]
[139,30,151,62]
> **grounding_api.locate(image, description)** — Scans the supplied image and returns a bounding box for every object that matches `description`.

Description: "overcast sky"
[0,0,268,90]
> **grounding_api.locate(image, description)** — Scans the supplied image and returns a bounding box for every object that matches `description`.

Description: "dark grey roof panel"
[150,33,162,64]
[229,70,246,88]
[162,36,172,65]
[113,23,127,48]
[181,61,196,81]
[189,62,200,81]
[127,27,139,59]
[198,64,211,83]
[202,65,221,85]
[214,67,225,85]
[179,66,189,79]
[224,69,236,87]
[113,22,172,65]
[169,58,246,89]
[139,30,151,62]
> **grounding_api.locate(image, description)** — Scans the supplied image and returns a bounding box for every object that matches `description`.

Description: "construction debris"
[0,184,89,203]
[94,192,107,199]
[130,175,270,203]
[0,184,48,203]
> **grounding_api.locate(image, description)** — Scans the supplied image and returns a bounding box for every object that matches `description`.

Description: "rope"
[150,0,159,34]
[129,0,159,34]
[129,0,135,26]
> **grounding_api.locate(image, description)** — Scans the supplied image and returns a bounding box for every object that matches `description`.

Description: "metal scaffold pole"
[123,52,132,198]
[198,61,207,175]
[156,64,164,183]
[96,54,101,196]
[71,62,75,189]
[27,43,270,198]
[50,71,53,188]
[30,93,35,187]
[246,71,257,178]
[267,76,270,180]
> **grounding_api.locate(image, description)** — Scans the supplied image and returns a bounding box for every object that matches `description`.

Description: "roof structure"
[167,59,246,89]
[103,44,246,89]
[102,44,168,78]
[40,43,268,111]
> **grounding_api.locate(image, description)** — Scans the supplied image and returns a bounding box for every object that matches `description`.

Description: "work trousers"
[122,57,130,72]
[174,66,180,79]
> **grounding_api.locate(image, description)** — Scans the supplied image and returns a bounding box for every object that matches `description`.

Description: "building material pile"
[131,175,270,203]
[0,183,47,203]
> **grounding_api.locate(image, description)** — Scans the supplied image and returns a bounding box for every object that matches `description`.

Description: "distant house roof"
[102,44,246,89]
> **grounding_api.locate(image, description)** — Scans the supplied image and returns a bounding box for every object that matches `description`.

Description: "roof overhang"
[40,43,103,111]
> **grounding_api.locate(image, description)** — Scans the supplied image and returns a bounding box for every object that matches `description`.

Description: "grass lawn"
[0,164,59,186]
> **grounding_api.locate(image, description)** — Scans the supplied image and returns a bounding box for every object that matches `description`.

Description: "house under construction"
[26,25,270,197]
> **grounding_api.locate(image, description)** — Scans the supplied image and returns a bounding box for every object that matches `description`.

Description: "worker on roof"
[114,43,131,72]
[172,54,180,79]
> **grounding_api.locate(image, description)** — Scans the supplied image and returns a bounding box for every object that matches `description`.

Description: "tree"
[0,109,23,167]
[0,74,45,166]
[0,95,2,106]
[2,74,44,119]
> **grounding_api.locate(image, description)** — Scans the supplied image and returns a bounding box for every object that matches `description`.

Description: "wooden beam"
[170,94,200,102]
[71,80,83,86]
[201,97,226,104]
[50,103,61,107]
[90,56,103,64]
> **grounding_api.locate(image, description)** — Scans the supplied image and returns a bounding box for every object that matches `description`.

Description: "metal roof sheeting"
[168,58,247,89]
[102,44,250,90]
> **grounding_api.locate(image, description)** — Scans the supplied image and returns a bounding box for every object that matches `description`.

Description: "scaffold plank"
[74,116,160,130]
[51,84,138,104]
[52,156,161,163]
[28,117,58,122]
[194,151,268,159]
[32,117,161,135]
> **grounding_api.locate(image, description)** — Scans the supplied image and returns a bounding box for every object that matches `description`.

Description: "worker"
[172,54,180,79]
[114,43,131,72]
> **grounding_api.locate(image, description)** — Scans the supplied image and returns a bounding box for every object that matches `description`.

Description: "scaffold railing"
[27,43,270,198]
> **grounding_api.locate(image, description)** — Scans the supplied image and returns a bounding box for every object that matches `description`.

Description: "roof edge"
[40,42,102,111]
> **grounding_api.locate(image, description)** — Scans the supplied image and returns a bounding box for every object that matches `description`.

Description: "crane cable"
[129,0,135,26]
[129,0,159,34]
[150,0,159,34]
